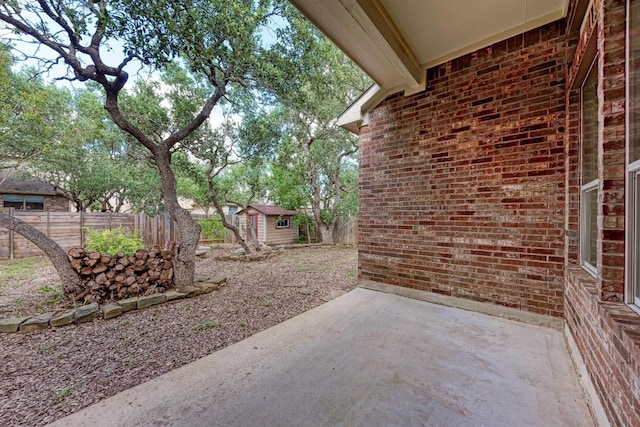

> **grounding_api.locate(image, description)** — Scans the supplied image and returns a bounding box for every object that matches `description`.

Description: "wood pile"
[65,243,175,304]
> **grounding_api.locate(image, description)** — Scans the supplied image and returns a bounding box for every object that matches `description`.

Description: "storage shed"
[237,205,298,245]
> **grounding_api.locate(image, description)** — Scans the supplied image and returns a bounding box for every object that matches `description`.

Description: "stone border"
[0,277,227,334]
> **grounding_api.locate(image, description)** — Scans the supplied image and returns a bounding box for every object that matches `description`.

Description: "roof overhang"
[289,0,569,133]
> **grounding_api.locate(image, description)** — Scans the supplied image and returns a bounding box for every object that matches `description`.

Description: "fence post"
[80,211,85,247]
[165,213,172,245]
[9,207,14,260]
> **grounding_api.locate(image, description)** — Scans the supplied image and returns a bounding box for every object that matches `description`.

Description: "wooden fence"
[0,210,213,260]
[334,216,358,245]
[300,216,358,245]
[0,210,358,260]
[1,211,131,260]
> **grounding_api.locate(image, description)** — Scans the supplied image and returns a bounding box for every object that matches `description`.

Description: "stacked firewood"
[65,243,175,304]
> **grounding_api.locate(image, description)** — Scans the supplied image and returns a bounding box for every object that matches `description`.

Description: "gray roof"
[0,171,60,196]
[238,205,298,216]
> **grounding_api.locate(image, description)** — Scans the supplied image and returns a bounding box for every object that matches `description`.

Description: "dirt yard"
[0,245,358,426]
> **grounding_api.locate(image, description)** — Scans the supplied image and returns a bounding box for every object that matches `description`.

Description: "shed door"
[247,214,258,242]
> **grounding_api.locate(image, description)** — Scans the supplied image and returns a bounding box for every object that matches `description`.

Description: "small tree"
[175,110,278,254]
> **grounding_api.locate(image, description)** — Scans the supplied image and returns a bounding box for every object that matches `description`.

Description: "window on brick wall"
[2,194,44,211]
[580,60,598,276]
[628,0,640,307]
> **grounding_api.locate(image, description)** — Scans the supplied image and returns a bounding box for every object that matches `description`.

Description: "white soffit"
[382,0,568,69]
[290,0,567,92]
[289,0,568,132]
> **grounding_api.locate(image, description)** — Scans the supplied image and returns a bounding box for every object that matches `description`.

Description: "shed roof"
[238,205,298,216]
[0,171,60,196]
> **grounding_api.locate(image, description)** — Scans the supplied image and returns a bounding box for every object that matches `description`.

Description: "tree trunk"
[319,223,335,244]
[302,140,337,245]
[207,178,251,253]
[0,211,82,289]
[154,149,200,288]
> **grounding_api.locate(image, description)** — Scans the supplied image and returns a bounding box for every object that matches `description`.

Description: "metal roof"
[238,205,298,216]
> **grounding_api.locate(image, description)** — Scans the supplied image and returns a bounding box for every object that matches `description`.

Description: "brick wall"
[563,0,640,425]
[359,21,567,316]
[565,270,640,426]
[44,195,70,212]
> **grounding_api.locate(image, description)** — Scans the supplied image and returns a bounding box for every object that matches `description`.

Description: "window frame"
[627,166,640,309]
[2,194,45,211]
[626,0,640,312]
[275,218,290,229]
[580,58,599,277]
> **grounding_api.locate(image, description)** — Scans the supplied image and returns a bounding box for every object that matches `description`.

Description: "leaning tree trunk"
[0,211,82,290]
[214,200,251,254]
[155,151,201,288]
[207,180,251,254]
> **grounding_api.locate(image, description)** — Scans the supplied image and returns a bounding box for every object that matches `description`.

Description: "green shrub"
[193,319,220,330]
[199,217,226,240]
[84,226,143,256]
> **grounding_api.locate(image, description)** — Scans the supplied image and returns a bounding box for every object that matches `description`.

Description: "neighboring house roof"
[289,0,569,132]
[238,205,298,216]
[0,171,60,196]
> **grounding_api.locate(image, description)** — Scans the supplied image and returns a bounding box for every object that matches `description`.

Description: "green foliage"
[37,285,65,305]
[320,210,334,226]
[199,217,226,240]
[292,213,313,227]
[258,6,368,235]
[84,227,143,256]
[0,47,71,170]
[53,384,74,401]
[269,148,310,211]
[2,78,163,213]
[194,319,220,330]
[0,1,285,283]
[125,358,139,368]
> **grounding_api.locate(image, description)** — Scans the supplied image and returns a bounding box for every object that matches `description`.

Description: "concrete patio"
[50,287,596,427]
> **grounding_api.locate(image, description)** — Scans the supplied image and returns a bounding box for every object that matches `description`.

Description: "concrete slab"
[49,288,595,427]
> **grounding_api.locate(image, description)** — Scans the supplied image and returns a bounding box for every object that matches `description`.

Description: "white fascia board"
[338,83,420,133]
[337,84,380,133]
[289,0,423,92]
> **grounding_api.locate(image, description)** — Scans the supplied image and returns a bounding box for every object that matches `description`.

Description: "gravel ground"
[0,245,358,426]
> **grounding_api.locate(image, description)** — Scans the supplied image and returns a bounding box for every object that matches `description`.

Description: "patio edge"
[359,280,563,330]
[564,323,611,427]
